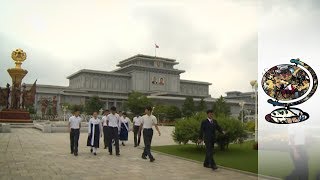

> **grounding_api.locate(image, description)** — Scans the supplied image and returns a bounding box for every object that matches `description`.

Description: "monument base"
[0,110,32,123]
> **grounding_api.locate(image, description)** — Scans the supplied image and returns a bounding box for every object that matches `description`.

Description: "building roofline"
[180,79,212,85]
[66,69,131,79]
[25,84,68,89]
[112,64,185,74]
[118,54,177,65]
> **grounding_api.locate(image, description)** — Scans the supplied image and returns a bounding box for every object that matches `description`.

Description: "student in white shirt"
[101,110,110,149]
[139,106,161,162]
[87,111,102,156]
[68,110,82,156]
[119,112,131,146]
[106,106,121,156]
[133,114,142,147]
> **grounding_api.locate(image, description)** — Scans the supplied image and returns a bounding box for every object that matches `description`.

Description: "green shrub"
[172,112,247,150]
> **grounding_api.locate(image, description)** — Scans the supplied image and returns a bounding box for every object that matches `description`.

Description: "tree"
[166,105,182,120]
[197,98,207,112]
[153,104,182,121]
[85,96,104,115]
[70,104,85,113]
[182,97,195,117]
[212,96,231,116]
[125,91,153,115]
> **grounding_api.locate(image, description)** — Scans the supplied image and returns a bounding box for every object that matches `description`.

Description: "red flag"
[155,44,159,48]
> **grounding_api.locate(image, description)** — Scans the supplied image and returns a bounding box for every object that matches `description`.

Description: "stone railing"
[31,114,105,122]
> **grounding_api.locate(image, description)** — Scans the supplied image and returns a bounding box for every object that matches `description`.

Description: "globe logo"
[262,58,318,124]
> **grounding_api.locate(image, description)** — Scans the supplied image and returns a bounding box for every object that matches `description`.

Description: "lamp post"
[62,105,68,121]
[250,80,258,142]
[239,101,245,124]
[99,108,104,115]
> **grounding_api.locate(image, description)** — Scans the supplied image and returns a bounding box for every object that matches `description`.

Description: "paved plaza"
[0,127,259,180]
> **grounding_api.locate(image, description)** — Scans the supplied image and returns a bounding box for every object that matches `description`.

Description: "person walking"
[87,111,102,155]
[139,106,161,162]
[198,110,225,171]
[101,109,110,149]
[68,109,82,156]
[133,114,142,147]
[119,112,131,146]
[106,106,120,156]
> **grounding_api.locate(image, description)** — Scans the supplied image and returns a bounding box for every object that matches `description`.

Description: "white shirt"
[69,115,82,129]
[102,115,108,126]
[141,114,157,129]
[133,116,142,126]
[107,113,120,127]
[121,117,131,131]
[88,117,102,134]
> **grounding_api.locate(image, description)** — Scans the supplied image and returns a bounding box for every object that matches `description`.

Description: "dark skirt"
[119,122,129,141]
[87,124,100,148]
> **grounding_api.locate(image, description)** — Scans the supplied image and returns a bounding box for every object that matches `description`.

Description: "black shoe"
[141,154,147,159]
[204,165,211,168]
[134,145,137,147]
[104,146,107,149]
[150,158,155,162]
[74,152,78,156]
[212,166,218,170]
[71,151,74,154]
[116,153,120,156]
[90,148,93,153]
[109,152,112,155]
[94,153,97,156]
[122,142,125,146]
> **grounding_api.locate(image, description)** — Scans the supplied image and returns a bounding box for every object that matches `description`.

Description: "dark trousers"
[133,125,141,146]
[70,129,80,153]
[204,141,216,167]
[103,126,111,149]
[143,129,154,159]
[108,127,119,154]
[286,146,308,180]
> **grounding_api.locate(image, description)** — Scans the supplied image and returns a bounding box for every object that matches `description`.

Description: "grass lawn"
[153,141,258,174]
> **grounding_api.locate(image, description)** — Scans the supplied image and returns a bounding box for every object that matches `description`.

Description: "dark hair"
[123,112,127,116]
[206,110,213,114]
[110,106,116,111]
[92,111,98,114]
[145,106,152,112]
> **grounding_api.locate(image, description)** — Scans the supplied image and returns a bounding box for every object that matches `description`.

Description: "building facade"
[25,54,255,118]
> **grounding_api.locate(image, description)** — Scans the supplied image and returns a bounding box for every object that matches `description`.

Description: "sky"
[0,0,257,97]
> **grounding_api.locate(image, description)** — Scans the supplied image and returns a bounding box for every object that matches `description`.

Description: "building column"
[106,100,109,110]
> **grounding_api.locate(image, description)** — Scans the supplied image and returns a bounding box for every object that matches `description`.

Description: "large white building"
[27,54,255,117]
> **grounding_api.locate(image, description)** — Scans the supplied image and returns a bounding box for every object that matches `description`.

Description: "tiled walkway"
[0,128,258,180]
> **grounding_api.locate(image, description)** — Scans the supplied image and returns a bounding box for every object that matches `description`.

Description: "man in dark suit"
[198,110,225,171]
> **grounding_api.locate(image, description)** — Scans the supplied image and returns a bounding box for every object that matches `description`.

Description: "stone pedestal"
[0,123,11,133]
[0,110,32,123]
[43,124,52,133]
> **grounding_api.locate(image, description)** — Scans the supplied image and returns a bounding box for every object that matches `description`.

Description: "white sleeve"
[153,116,158,125]
[88,119,92,134]
[69,117,72,122]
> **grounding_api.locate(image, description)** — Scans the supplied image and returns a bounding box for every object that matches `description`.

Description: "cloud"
[0,0,257,97]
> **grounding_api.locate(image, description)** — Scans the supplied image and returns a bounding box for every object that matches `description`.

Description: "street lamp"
[239,101,245,124]
[62,105,68,121]
[99,108,104,115]
[250,80,258,142]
